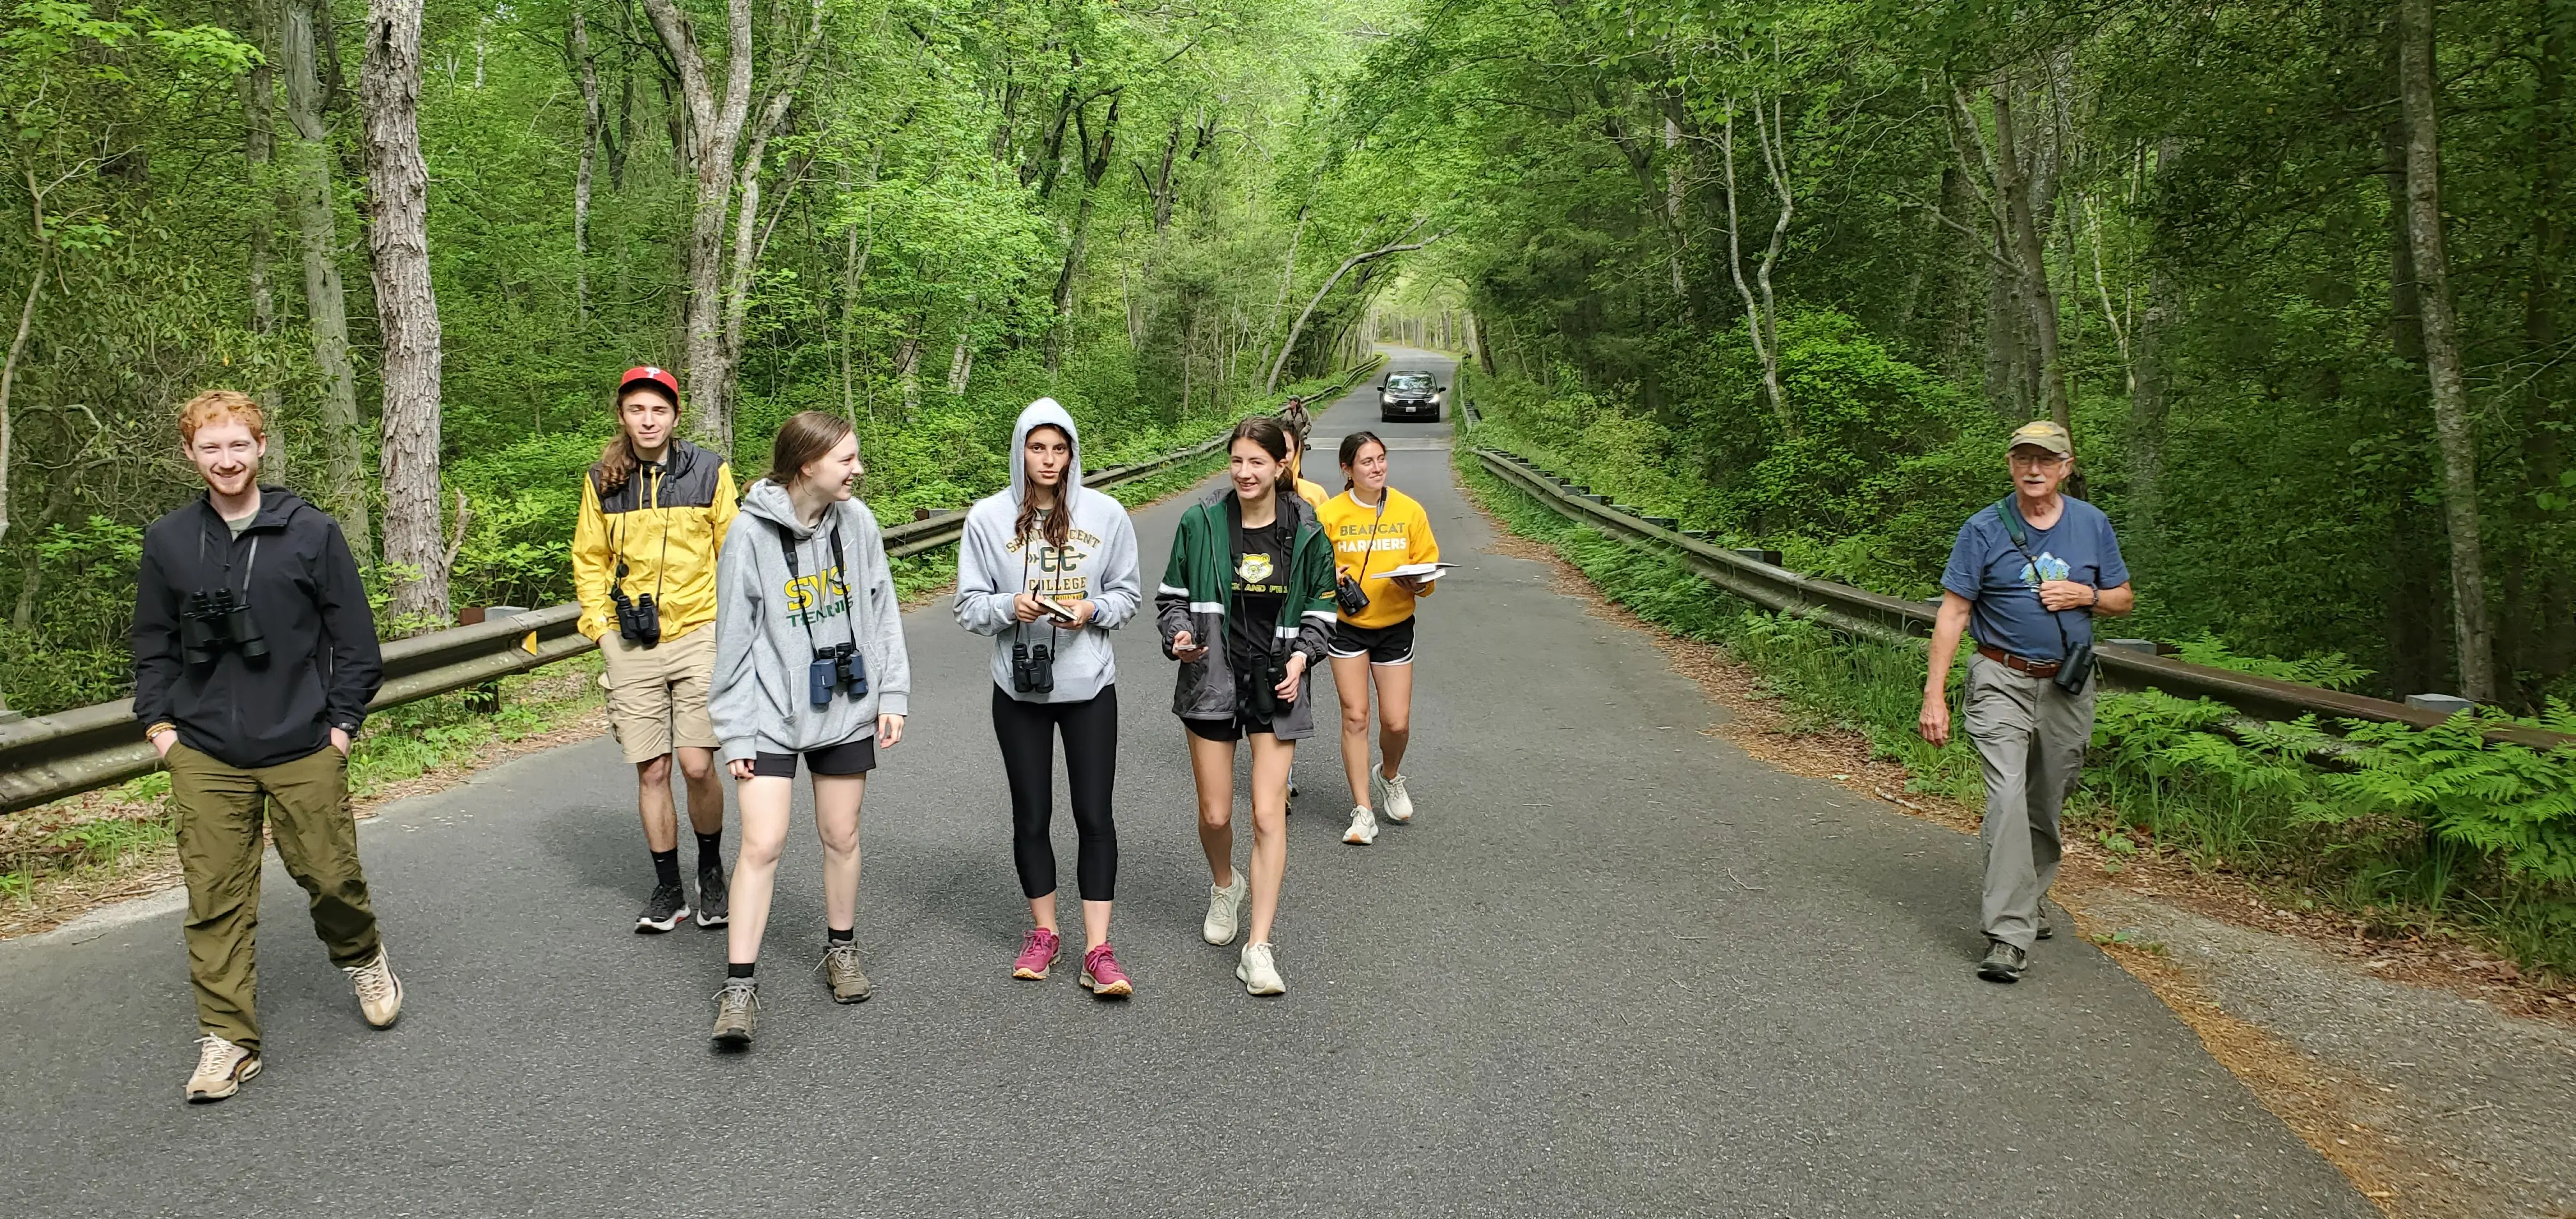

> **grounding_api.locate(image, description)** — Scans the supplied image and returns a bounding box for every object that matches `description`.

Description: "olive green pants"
[167,742,382,1052]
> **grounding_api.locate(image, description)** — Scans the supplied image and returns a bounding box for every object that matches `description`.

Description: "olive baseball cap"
[2007,419,2072,457]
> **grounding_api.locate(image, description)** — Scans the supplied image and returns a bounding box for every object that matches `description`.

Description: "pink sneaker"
[1012,928,1061,979]
[1080,942,1133,998]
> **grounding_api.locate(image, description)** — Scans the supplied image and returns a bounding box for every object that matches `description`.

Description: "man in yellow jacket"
[572,366,740,933]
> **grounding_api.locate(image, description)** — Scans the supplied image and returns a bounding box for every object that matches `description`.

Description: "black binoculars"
[1011,640,1054,695]
[1239,657,1288,721]
[807,641,867,706]
[1335,574,1370,618]
[181,588,268,667]
[2055,642,2096,696]
[612,587,661,647]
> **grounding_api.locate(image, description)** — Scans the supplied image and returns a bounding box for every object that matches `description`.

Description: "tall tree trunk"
[0,205,40,546]
[1719,94,1793,437]
[1048,93,1121,373]
[641,0,824,447]
[570,4,601,326]
[238,0,282,484]
[362,0,449,624]
[2126,139,2180,576]
[2521,4,2573,687]
[2396,0,2497,701]
[284,0,369,560]
[1993,80,2071,436]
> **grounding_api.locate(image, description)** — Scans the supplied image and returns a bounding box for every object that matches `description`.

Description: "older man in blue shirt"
[1920,420,2136,983]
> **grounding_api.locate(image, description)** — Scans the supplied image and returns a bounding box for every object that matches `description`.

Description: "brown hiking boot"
[819,942,871,1004]
[710,979,758,1049]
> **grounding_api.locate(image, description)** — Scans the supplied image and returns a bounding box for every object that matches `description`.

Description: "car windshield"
[1386,373,1433,391]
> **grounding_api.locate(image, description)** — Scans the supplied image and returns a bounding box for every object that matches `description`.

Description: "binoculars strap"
[772,517,857,659]
[1995,495,2078,669]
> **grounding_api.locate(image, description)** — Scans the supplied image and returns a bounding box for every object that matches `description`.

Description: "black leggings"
[991,684,1119,901]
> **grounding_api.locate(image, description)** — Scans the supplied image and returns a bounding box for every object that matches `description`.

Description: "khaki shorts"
[600,624,718,764]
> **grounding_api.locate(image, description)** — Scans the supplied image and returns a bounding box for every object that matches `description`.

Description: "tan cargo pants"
[167,742,383,1052]
[1963,654,2097,951]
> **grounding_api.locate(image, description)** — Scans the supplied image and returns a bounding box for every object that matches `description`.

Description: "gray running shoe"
[710,979,757,1048]
[636,882,689,933]
[819,942,871,1004]
[696,866,730,929]
[1977,939,2028,984]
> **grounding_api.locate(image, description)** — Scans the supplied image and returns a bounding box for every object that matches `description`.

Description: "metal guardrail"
[0,359,1394,816]
[1474,447,2575,751]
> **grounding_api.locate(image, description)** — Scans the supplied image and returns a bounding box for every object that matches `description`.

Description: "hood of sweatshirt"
[737,474,831,538]
[1007,398,1084,505]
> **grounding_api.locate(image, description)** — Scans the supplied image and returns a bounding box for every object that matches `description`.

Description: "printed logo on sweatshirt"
[784,568,850,627]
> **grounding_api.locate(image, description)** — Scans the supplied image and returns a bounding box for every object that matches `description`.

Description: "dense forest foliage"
[1354,0,2573,710]
[0,0,1439,714]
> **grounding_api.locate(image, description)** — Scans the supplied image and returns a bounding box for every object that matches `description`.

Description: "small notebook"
[1379,562,1455,581]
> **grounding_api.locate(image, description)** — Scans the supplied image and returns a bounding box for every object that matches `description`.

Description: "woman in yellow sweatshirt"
[1314,431,1439,845]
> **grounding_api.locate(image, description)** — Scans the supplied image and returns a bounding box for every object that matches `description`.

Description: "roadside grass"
[1454,450,2576,980]
[0,654,606,936]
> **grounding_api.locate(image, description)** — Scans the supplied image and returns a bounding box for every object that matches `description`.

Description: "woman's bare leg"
[1332,653,1374,809]
[1245,734,1294,944]
[1188,733,1239,887]
[811,773,866,932]
[725,774,794,965]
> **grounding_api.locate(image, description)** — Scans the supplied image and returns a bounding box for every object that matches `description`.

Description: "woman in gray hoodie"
[955,399,1142,997]
[705,411,912,1048]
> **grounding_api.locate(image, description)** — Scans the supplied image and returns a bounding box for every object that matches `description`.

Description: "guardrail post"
[2404,693,2476,717]
[457,606,528,713]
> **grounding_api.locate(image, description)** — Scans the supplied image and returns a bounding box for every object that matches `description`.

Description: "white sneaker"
[1202,870,1247,945]
[1342,805,1378,845]
[185,1035,260,1103]
[1374,770,1415,824]
[1237,942,1286,995]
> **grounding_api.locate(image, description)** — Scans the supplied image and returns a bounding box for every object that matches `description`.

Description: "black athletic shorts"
[1184,714,1284,742]
[1328,616,1416,664]
[750,736,877,779]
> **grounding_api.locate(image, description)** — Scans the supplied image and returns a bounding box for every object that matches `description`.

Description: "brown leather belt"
[1977,643,2060,678]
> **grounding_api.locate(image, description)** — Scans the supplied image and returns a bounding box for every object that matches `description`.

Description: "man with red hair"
[133,390,399,1103]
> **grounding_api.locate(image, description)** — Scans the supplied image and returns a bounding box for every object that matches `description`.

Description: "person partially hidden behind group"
[1159,416,1339,995]
[956,400,1143,997]
[1315,431,1440,846]
[135,390,400,1103]
[705,411,912,1048]
[572,365,739,935]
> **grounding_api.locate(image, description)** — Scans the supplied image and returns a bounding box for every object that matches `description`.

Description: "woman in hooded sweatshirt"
[955,400,1142,997]
[705,411,912,1048]
[1157,415,1337,996]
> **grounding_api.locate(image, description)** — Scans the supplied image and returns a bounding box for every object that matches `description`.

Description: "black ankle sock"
[650,848,680,887]
[694,830,724,871]
[826,926,853,944]
[726,962,755,979]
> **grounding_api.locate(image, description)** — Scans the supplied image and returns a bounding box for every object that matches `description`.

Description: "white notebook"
[1379,562,1455,581]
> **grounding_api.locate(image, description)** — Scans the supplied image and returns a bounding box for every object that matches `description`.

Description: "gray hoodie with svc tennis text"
[709,478,912,763]
[953,398,1142,703]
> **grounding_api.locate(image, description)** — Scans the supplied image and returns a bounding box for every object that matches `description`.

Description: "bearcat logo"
[1236,552,1274,583]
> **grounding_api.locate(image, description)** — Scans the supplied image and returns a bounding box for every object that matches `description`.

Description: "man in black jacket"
[134,390,402,1103]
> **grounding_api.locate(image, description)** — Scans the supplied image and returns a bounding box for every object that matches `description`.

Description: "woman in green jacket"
[1156,415,1337,996]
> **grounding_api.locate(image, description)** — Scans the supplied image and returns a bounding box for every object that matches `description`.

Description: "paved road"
[0,346,2369,1217]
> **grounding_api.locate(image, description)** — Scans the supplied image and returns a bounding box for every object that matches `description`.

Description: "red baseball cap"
[618,365,680,401]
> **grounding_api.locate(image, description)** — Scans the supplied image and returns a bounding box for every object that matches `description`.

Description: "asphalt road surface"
[0,346,2370,1218]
